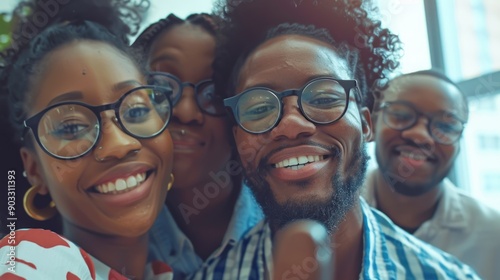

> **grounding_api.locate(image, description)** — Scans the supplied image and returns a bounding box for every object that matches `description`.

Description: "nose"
[400,116,435,148]
[93,113,142,161]
[172,86,204,124]
[270,97,316,140]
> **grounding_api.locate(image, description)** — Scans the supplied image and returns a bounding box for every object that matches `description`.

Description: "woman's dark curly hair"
[213,0,402,112]
[132,13,219,62]
[0,0,149,144]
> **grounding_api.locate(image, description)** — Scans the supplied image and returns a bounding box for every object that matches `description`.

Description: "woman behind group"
[132,13,263,279]
[0,0,175,278]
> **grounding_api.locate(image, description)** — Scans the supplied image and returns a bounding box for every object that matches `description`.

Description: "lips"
[88,164,153,194]
[394,145,436,162]
[273,155,326,170]
[267,145,334,181]
[94,172,147,194]
[170,128,205,151]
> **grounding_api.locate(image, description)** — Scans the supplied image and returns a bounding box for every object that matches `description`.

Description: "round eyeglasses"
[379,101,466,145]
[223,76,358,134]
[147,72,225,116]
[23,86,173,160]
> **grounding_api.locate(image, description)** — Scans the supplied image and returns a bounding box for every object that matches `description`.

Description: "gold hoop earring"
[23,185,57,221]
[167,173,174,191]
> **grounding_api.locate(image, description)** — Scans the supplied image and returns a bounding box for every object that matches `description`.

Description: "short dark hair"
[388,69,469,120]
[213,0,402,112]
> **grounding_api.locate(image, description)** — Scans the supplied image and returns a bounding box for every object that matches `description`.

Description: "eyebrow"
[46,80,142,106]
[47,91,83,106]
[112,80,143,92]
[149,54,177,67]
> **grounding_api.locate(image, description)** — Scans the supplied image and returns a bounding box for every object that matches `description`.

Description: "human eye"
[122,105,151,123]
[241,103,277,121]
[51,121,91,140]
[434,120,461,134]
[306,91,345,108]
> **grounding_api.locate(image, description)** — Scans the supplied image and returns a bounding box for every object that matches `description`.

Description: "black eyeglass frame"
[23,85,173,160]
[223,76,359,134]
[147,72,225,116]
[378,100,466,145]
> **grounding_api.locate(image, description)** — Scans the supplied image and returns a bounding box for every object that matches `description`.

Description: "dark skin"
[234,35,373,279]
[148,23,237,259]
[21,41,174,278]
[373,171,442,232]
[372,75,465,232]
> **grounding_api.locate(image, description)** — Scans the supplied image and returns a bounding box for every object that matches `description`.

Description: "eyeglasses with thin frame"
[223,76,359,134]
[378,101,466,145]
[23,85,173,160]
[147,72,225,116]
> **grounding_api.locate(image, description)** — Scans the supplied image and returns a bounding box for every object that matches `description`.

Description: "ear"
[360,107,373,142]
[20,147,49,195]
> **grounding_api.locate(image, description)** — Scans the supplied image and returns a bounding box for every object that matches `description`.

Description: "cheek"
[149,132,174,168]
[207,118,232,151]
[440,144,459,164]
[234,129,258,166]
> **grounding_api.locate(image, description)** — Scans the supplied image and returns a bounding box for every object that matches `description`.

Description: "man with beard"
[188,0,481,279]
[362,70,500,280]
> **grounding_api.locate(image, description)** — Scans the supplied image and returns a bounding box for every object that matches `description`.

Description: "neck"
[374,169,442,231]
[166,176,239,259]
[63,222,148,279]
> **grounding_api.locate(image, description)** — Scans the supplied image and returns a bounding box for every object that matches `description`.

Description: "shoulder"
[0,229,96,278]
[189,221,271,280]
[453,187,500,219]
[363,205,480,279]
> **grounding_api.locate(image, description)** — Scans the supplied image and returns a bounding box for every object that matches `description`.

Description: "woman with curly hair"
[188,0,481,279]
[0,0,175,278]
[132,13,263,279]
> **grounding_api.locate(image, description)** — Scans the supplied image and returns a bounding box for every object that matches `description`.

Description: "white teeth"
[107,182,116,192]
[298,156,308,164]
[94,172,147,194]
[116,179,127,191]
[127,176,138,188]
[273,155,325,169]
[400,151,426,161]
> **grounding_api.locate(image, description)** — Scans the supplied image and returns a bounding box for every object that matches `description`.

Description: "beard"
[375,147,452,197]
[243,143,370,233]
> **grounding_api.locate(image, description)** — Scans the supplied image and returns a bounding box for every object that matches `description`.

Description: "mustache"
[257,141,342,174]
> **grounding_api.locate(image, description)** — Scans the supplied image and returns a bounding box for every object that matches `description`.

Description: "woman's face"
[148,23,232,189]
[21,41,174,237]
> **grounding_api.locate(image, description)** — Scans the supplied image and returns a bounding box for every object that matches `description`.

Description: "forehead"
[31,41,141,110]
[383,75,466,117]
[149,23,215,61]
[236,34,351,92]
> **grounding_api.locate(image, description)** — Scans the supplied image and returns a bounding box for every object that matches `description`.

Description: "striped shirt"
[189,198,481,280]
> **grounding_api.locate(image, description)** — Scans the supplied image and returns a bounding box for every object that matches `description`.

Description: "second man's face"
[374,75,466,195]
[232,34,372,230]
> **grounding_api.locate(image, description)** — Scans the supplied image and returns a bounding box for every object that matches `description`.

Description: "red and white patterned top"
[0,229,173,280]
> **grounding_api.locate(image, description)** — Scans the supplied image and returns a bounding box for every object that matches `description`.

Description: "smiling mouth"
[272,155,328,170]
[91,170,153,194]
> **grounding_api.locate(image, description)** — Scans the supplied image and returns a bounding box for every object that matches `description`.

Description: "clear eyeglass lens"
[148,74,181,105]
[120,87,171,138]
[236,89,281,133]
[196,82,225,115]
[300,79,348,123]
[38,104,99,158]
[383,103,417,130]
[384,103,463,144]
[430,114,463,144]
